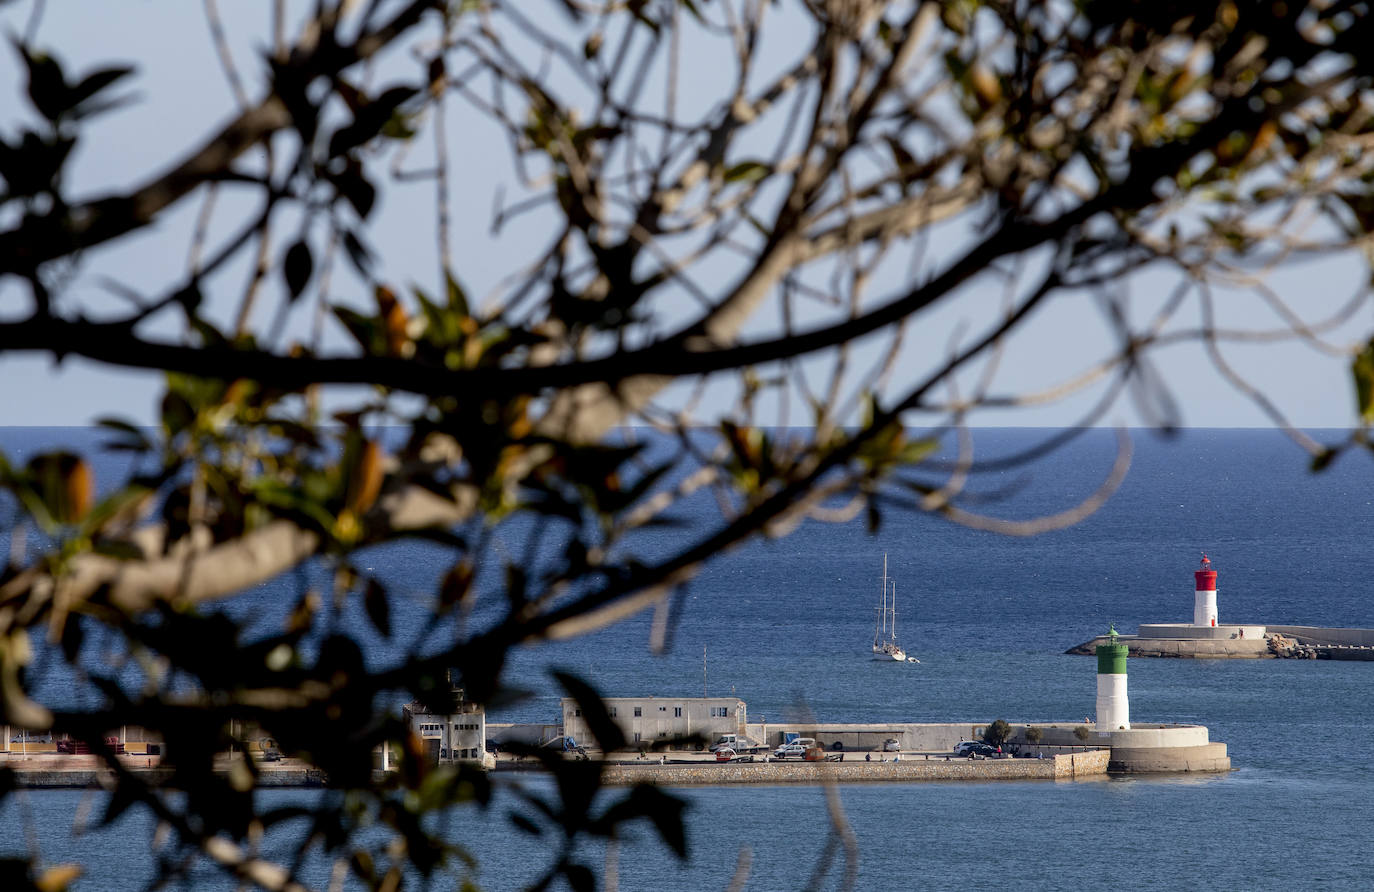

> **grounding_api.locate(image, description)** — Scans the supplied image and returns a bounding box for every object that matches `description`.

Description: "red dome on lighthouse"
[1195,553,1217,591]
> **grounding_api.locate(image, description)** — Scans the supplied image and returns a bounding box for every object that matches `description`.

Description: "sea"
[2,426,1373,890]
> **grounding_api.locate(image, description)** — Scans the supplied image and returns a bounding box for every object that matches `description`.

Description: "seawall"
[1066,634,1271,658]
[1068,625,1374,659]
[3,766,328,788]
[593,751,1110,785]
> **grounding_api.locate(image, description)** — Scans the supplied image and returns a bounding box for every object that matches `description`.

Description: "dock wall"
[1070,625,1374,659]
[1138,624,1268,640]
[597,751,1110,785]
[1068,634,1271,658]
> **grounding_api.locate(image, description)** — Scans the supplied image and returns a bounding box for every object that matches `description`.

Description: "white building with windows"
[560,696,746,751]
[403,687,486,764]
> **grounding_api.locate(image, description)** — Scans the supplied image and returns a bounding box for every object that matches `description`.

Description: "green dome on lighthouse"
[1096,624,1127,675]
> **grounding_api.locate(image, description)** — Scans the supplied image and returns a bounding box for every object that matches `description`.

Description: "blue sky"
[2,1,1370,429]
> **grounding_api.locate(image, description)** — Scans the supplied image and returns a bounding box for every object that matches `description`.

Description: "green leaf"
[333,306,381,354]
[723,160,769,184]
[1353,340,1374,422]
[446,269,470,318]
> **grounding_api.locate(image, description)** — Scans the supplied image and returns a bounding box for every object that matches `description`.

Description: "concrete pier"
[590,751,1110,785]
[1068,625,1374,660]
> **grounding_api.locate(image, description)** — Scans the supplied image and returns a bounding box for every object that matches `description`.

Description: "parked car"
[773,737,817,760]
[953,741,984,754]
[959,743,999,758]
[882,738,901,752]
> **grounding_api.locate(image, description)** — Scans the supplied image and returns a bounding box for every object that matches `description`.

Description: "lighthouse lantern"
[1193,553,1218,627]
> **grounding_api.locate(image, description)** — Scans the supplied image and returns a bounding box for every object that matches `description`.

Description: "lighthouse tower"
[1095,626,1130,732]
[1193,553,1218,628]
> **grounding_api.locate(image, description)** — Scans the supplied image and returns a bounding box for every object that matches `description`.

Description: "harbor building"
[559,696,746,750]
[403,684,487,764]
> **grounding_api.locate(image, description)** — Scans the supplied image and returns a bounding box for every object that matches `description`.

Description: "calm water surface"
[2,428,1372,889]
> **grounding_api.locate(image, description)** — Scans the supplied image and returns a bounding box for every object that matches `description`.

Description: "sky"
[1,1,1371,430]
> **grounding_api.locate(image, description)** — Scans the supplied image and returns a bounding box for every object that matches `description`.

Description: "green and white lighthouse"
[1095,625,1130,732]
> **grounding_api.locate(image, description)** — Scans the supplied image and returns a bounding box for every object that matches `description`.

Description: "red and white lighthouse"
[1193,553,1218,627]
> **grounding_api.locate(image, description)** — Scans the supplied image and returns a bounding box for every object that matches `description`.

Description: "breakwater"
[1068,624,1374,659]
[586,751,1109,785]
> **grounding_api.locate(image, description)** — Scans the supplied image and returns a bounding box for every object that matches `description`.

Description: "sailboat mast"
[890,581,897,643]
[881,554,889,638]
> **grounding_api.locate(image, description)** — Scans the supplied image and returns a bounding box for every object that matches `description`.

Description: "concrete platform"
[1066,633,1272,658]
[1107,741,1230,774]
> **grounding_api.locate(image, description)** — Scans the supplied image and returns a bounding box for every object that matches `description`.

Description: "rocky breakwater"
[1267,633,1318,659]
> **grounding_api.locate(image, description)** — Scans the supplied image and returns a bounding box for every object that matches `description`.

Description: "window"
[710,707,730,718]
[633,707,642,717]
[633,732,641,742]
[572,708,582,717]
[659,706,666,712]
[674,707,682,717]
[609,707,617,717]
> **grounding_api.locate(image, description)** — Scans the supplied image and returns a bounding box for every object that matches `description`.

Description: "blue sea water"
[2,427,1374,890]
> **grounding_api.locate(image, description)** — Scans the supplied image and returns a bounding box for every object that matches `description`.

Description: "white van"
[710,734,765,753]
[709,734,740,752]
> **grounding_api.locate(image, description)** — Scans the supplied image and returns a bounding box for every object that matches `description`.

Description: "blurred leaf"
[554,671,626,752]
[596,784,688,858]
[94,417,151,452]
[508,811,542,836]
[34,864,83,892]
[446,269,470,318]
[333,306,381,354]
[723,160,769,184]
[17,42,68,121]
[1353,340,1374,422]
[67,65,133,110]
[342,229,373,277]
[283,240,313,300]
[331,165,376,219]
[327,86,419,157]
[563,863,595,892]
[364,578,391,638]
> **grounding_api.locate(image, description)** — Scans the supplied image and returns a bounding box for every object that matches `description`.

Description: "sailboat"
[872,555,919,662]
